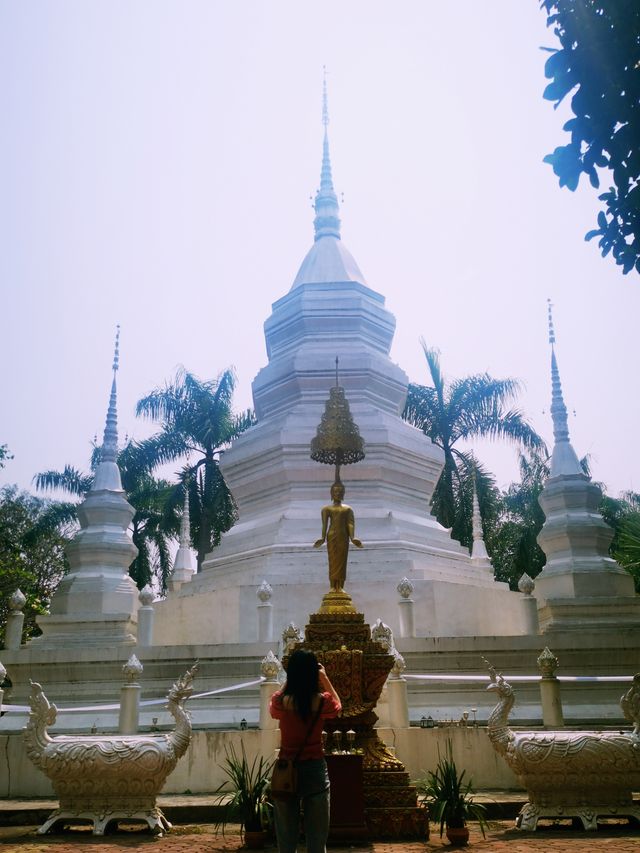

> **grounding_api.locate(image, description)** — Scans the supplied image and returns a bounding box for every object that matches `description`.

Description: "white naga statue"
[23,664,197,835]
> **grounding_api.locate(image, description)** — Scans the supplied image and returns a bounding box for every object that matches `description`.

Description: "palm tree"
[488,451,549,587]
[34,441,178,592]
[135,368,255,570]
[600,490,640,592]
[402,342,546,545]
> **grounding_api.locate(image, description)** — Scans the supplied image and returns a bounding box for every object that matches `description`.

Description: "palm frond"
[419,340,445,402]
[33,466,93,498]
[403,383,441,437]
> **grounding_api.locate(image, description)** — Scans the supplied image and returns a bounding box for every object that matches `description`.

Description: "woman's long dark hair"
[283,649,320,720]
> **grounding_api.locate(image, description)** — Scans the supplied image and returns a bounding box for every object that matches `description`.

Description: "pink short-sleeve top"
[269,690,341,761]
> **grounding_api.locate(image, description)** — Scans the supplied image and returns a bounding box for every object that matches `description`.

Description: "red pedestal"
[326,753,368,842]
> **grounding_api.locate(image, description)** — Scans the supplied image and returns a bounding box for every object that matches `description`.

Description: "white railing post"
[259,651,281,731]
[387,655,410,729]
[397,578,415,638]
[4,590,26,650]
[257,581,273,643]
[518,573,540,634]
[119,654,143,734]
[0,661,6,714]
[537,647,564,727]
[137,586,155,647]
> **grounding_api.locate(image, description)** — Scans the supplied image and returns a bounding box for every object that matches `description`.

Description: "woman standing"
[269,649,341,853]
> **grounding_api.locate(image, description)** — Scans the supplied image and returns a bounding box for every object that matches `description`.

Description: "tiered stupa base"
[292,599,428,839]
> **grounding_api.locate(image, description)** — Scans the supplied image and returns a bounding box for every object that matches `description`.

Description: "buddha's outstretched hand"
[351,538,363,548]
[313,539,325,548]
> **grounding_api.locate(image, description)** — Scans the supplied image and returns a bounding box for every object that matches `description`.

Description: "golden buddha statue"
[314,481,363,591]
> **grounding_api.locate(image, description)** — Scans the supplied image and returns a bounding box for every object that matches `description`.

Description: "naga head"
[28,680,58,728]
[167,662,198,707]
[483,657,514,697]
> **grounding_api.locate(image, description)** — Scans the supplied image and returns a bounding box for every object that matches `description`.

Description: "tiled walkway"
[1,822,640,852]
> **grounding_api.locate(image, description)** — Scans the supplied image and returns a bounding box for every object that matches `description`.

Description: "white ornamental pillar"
[259,650,281,731]
[0,661,6,714]
[518,573,540,635]
[257,581,273,643]
[4,589,26,650]
[387,653,410,729]
[537,647,564,727]
[119,654,143,734]
[137,585,155,647]
[397,577,415,638]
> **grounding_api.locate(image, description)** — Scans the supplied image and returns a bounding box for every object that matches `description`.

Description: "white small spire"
[546,301,583,478]
[179,487,190,548]
[313,68,341,242]
[169,482,195,591]
[91,326,124,492]
[470,479,489,561]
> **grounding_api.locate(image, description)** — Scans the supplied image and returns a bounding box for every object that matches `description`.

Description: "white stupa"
[152,82,523,644]
[33,328,139,647]
[534,302,640,630]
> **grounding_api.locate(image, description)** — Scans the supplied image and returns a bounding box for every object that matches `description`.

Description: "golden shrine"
[286,369,428,838]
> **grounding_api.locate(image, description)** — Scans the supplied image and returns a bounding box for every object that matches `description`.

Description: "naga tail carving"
[483,657,515,757]
[23,680,57,768]
[166,662,198,758]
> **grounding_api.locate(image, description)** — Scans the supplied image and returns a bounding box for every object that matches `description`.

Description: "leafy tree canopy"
[0,444,12,469]
[600,490,640,590]
[541,0,640,274]
[0,486,72,644]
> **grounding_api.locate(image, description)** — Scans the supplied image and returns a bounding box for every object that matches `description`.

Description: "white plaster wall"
[153,574,527,646]
[0,726,521,798]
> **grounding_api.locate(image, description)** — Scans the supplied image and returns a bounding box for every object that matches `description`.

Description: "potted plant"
[418,741,488,846]
[213,742,273,849]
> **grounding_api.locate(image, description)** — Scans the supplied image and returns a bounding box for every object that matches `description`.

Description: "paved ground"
[1,821,639,852]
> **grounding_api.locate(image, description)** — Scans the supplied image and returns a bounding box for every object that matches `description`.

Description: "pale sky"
[1,2,638,500]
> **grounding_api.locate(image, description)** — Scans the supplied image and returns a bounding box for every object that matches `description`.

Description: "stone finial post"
[0,660,6,714]
[4,589,26,650]
[257,581,273,642]
[119,654,143,734]
[281,623,303,657]
[518,573,540,635]
[537,647,564,727]
[372,619,410,727]
[137,586,155,647]
[397,577,415,638]
[387,650,410,728]
[259,650,281,731]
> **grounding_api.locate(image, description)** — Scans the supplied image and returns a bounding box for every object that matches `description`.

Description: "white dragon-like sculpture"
[23,663,197,835]
[484,659,640,831]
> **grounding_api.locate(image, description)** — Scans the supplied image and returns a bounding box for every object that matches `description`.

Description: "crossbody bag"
[270,697,324,801]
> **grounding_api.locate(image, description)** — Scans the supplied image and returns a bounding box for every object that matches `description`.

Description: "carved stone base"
[38,805,171,836]
[516,799,640,832]
[318,588,357,614]
[365,805,429,839]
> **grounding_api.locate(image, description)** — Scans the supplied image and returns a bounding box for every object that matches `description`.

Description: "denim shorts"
[296,758,330,798]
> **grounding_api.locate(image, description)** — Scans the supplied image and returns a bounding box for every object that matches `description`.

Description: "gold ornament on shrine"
[310,357,365,485]
[311,359,365,615]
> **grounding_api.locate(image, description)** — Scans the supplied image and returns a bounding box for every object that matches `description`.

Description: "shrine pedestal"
[326,754,368,842]
[288,604,428,839]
